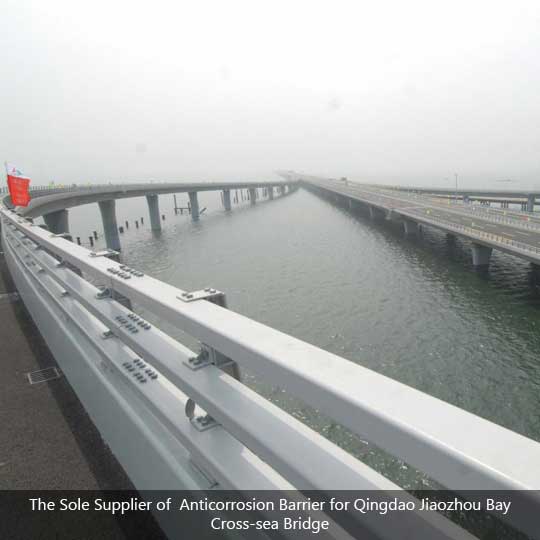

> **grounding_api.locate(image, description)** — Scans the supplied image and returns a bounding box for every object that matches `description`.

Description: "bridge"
[2,178,540,539]
[1,179,295,252]
[370,183,540,210]
[294,175,540,268]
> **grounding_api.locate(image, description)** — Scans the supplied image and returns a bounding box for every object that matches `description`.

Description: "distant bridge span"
[285,173,540,268]
[3,179,296,251]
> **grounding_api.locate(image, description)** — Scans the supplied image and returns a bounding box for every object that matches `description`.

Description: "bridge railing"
[400,208,540,257]
[2,204,540,538]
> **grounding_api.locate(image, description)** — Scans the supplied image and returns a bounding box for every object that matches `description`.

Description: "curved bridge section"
[6,180,296,251]
[2,202,540,538]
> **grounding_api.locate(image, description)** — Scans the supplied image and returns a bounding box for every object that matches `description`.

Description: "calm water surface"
[60,188,540,488]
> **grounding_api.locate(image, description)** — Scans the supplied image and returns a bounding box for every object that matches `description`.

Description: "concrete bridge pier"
[403,219,419,235]
[98,200,121,251]
[268,186,274,200]
[249,187,257,205]
[43,209,69,235]
[471,243,492,267]
[369,206,385,220]
[188,191,199,220]
[146,194,162,231]
[527,194,535,212]
[223,189,232,211]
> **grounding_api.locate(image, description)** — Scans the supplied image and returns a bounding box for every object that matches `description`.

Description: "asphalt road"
[309,179,540,252]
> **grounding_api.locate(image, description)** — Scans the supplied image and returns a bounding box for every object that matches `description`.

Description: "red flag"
[5,163,31,207]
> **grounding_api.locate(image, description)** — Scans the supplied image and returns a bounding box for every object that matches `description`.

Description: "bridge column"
[98,200,121,251]
[188,191,199,220]
[369,206,384,220]
[223,189,231,211]
[403,219,419,235]
[471,243,492,267]
[146,194,161,231]
[268,186,274,200]
[527,194,535,212]
[43,209,69,234]
[249,187,256,205]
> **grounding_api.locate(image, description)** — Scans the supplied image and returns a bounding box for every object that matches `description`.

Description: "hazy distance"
[2,0,540,188]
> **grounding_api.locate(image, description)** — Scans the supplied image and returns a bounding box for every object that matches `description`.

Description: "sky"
[1,0,540,187]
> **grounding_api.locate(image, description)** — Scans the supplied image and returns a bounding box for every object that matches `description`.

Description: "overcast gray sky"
[1,0,540,187]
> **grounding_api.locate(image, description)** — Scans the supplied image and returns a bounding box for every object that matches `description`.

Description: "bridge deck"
[306,178,540,263]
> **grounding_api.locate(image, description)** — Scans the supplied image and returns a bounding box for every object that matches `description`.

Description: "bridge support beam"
[222,189,231,211]
[98,200,121,252]
[146,194,161,231]
[471,243,492,267]
[249,187,256,205]
[43,209,69,235]
[268,186,274,200]
[188,191,199,221]
[527,194,535,212]
[403,219,419,235]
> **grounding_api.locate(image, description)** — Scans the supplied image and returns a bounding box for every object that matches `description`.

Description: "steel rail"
[3,207,540,499]
[3,216,478,539]
[3,228,289,491]
[5,223,401,492]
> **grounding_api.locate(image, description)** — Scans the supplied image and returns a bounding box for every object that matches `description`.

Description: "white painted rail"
[2,203,540,539]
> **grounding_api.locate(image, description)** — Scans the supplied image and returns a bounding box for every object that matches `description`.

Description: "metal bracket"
[184,348,212,370]
[96,287,112,300]
[90,249,120,258]
[50,232,71,239]
[177,287,225,304]
[191,415,219,432]
[185,398,220,432]
[101,330,115,340]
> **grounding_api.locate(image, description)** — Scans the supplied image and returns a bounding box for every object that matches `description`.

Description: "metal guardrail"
[400,208,540,257]
[0,184,108,194]
[2,204,540,538]
[355,186,540,233]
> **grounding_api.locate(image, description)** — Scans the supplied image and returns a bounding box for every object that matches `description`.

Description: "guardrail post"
[146,194,162,231]
[98,200,121,251]
[180,288,240,381]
